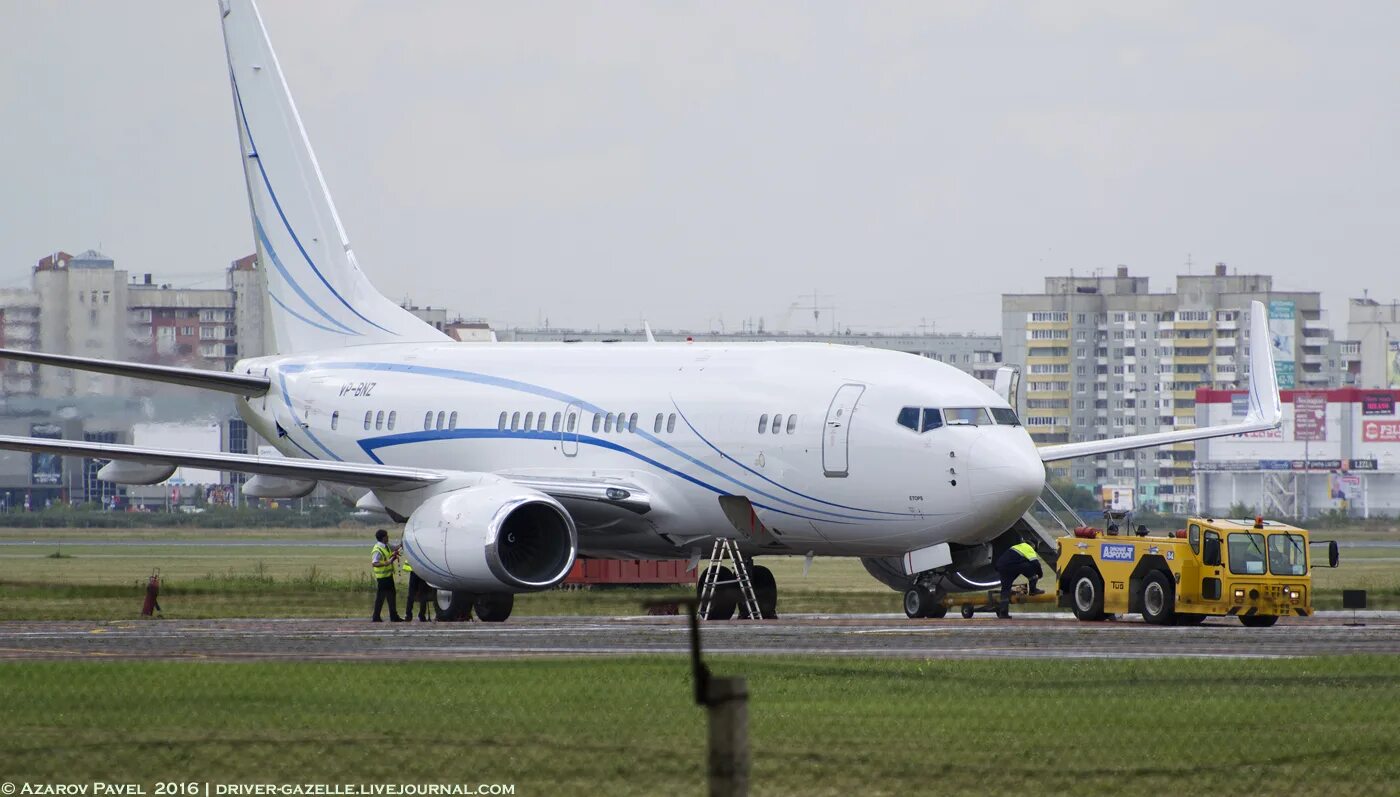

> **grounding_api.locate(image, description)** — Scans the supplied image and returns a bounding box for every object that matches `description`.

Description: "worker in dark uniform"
[401,547,430,622]
[995,542,1044,619]
[371,529,403,622]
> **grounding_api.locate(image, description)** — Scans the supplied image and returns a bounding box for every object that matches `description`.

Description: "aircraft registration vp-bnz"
[0,0,1283,622]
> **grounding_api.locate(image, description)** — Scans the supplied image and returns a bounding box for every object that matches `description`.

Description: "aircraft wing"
[0,348,270,396]
[1037,300,1283,463]
[0,435,441,491]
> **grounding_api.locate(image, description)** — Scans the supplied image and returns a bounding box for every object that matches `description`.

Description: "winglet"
[1245,299,1282,425]
[644,321,657,344]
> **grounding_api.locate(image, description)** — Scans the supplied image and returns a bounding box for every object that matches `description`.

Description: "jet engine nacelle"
[401,482,577,593]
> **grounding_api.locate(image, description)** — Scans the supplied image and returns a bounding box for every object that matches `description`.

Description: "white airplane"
[0,0,1282,622]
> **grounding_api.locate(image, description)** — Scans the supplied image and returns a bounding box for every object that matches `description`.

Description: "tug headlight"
[1233,589,1246,603]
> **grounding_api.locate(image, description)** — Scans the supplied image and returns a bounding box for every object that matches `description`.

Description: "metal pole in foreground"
[648,598,750,796]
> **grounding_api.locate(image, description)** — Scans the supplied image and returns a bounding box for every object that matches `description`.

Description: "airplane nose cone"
[967,431,1046,534]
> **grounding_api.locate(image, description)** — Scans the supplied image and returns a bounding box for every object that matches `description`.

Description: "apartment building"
[1003,264,1332,514]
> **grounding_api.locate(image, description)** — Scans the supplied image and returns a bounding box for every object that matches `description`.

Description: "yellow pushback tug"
[1053,517,1339,627]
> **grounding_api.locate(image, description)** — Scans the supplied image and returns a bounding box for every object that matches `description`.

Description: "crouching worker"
[995,542,1044,619]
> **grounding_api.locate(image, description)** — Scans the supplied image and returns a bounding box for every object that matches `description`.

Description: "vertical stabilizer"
[218,0,448,354]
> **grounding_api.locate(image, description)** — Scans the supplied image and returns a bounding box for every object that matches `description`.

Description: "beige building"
[3,250,272,398]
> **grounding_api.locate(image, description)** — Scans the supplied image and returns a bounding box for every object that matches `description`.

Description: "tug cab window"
[1268,533,1308,576]
[1228,532,1267,575]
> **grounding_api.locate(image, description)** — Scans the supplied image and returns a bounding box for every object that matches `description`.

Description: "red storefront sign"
[1362,420,1400,442]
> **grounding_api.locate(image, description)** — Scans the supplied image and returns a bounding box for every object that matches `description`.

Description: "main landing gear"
[697,539,778,620]
[435,590,515,622]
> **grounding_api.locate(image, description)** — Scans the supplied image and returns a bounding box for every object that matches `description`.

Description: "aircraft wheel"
[926,601,948,619]
[1140,571,1176,626]
[1239,615,1279,628]
[750,565,778,619]
[698,566,738,620]
[473,593,514,623]
[1070,566,1107,621]
[435,589,474,622]
[903,586,934,619]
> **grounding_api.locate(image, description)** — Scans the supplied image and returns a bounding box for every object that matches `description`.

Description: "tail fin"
[218,0,447,354]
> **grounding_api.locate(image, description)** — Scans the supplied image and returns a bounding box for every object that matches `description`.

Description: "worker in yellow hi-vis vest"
[994,542,1044,619]
[401,548,430,622]
[371,529,403,622]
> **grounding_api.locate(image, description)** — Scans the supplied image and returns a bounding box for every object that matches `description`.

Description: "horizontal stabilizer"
[0,348,270,396]
[0,435,440,491]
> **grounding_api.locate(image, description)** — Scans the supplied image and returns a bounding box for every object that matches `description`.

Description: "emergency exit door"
[822,383,865,477]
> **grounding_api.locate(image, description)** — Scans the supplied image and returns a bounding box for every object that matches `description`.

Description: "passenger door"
[561,402,580,457]
[822,383,865,477]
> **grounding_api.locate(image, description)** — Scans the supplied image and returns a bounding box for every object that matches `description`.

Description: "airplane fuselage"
[236,340,1046,560]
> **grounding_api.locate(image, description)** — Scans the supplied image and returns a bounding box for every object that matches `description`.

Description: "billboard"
[30,423,63,486]
[1293,392,1327,442]
[1390,339,1400,389]
[1269,300,1295,389]
[1362,420,1400,443]
[1362,393,1396,416]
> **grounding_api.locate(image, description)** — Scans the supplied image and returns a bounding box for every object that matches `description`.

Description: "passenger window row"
[757,414,798,435]
[497,410,579,434]
[358,409,399,432]
[424,410,459,431]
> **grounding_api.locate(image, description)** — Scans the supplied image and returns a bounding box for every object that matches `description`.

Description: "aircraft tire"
[474,593,515,623]
[698,566,738,620]
[903,586,933,619]
[750,565,778,619]
[435,590,475,622]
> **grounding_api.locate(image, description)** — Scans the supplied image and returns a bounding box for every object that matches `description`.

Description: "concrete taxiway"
[0,612,1397,662]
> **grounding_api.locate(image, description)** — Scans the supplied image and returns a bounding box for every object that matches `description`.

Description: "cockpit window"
[945,407,989,426]
[898,407,944,433]
[896,407,920,431]
[990,407,1020,426]
[921,408,942,432]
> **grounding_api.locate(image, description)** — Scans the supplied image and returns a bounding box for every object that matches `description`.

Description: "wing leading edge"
[0,348,270,396]
[0,435,441,491]
[1037,300,1282,463]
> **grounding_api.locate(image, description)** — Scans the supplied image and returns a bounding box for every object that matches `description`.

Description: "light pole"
[1127,387,1143,513]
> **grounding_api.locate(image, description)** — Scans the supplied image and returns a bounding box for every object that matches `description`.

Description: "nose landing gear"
[903,585,949,619]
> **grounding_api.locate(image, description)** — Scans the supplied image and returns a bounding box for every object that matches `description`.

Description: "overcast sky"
[3,1,1397,335]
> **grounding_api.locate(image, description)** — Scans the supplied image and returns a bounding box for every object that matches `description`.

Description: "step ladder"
[698,537,762,620]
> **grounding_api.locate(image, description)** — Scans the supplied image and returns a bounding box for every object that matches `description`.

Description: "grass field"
[3,656,1398,795]
[0,526,1396,620]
